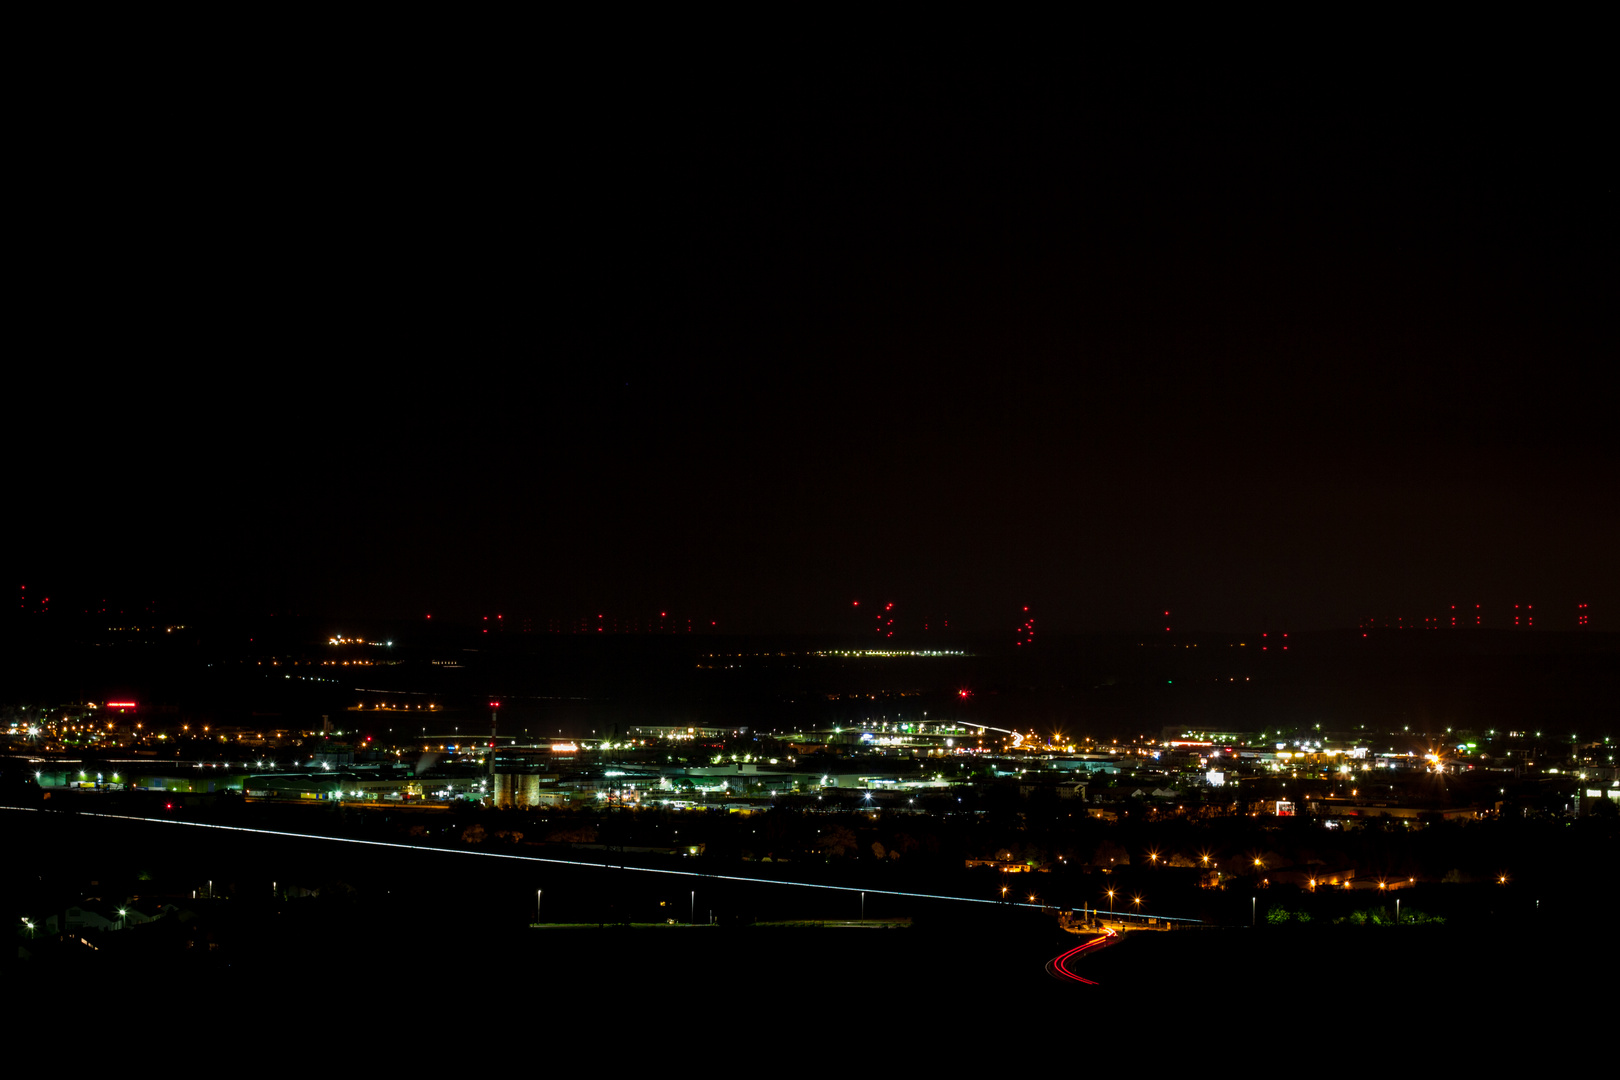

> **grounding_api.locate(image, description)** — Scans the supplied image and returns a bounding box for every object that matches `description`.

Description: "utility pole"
[487,701,500,802]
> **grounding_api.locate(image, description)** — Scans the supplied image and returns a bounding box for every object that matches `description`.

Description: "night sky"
[16,56,1614,635]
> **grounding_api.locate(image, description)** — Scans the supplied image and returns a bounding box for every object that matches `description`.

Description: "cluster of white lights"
[811,650,966,658]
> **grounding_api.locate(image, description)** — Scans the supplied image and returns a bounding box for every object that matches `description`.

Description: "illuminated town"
[6,616,1616,999]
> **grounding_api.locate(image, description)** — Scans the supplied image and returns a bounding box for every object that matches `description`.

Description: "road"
[1045,927,1118,984]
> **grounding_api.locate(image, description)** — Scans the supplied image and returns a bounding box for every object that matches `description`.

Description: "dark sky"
[14,55,1615,634]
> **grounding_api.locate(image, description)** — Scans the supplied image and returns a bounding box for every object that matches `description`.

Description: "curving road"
[1045,926,1118,984]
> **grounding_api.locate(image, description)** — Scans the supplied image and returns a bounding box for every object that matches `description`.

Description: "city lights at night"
[3,43,1613,1030]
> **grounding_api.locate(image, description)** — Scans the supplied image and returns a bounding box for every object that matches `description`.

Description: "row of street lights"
[1006,883,1146,917]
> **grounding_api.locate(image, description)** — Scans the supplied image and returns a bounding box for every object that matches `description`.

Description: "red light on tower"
[1578,602,1589,627]
[1015,606,1035,647]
